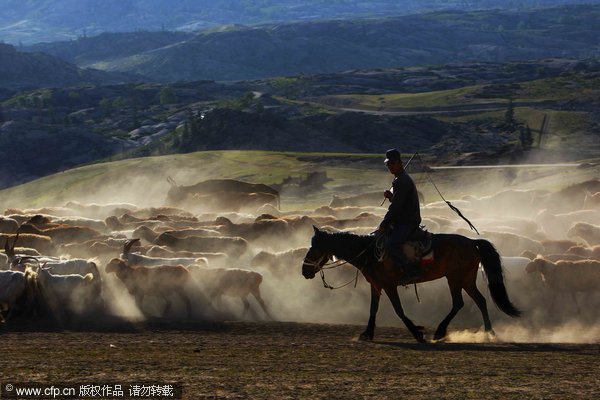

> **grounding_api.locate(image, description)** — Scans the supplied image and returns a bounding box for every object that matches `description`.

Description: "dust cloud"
[1,156,599,344]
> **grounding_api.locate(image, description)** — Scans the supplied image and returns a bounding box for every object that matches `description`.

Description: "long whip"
[415,153,480,235]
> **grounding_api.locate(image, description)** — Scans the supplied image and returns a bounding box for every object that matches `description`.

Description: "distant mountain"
[0,43,140,89]
[34,6,600,82]
[2,0,598,45]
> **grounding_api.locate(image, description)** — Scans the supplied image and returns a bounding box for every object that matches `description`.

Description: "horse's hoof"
[433,330,446,341]
[359,332,373,341]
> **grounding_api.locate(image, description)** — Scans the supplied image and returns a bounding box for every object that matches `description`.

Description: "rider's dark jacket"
[380,169,421,232]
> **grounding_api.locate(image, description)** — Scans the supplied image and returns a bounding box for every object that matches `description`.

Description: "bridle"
[303,239,375,290]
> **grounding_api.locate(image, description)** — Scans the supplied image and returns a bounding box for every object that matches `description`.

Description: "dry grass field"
[1,321,599,399]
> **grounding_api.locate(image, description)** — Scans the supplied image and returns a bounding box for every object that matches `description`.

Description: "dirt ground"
[1,320,598,400]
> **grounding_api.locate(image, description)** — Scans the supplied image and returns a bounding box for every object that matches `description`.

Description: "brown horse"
[302,227,521,343]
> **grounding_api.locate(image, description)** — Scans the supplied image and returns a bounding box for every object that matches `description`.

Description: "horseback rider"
[377,148,422,280]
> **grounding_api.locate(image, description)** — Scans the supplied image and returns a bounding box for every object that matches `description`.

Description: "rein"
[315,238,376,290]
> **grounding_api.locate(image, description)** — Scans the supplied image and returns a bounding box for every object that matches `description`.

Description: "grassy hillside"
[1,150,598,212]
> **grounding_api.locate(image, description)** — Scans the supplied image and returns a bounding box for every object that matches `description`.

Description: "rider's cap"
[384,149,401,164]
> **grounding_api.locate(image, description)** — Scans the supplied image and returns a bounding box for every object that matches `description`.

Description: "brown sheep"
[0,233,55,256]
[188,265,272,320]
[567,222,600,246]
[525,257,600,293]
[17,223,103,245]
[251,247,309,277]
[105,258,192,317]
[154,233,248,257]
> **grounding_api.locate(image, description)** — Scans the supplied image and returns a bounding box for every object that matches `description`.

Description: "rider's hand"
[384,190,393,200]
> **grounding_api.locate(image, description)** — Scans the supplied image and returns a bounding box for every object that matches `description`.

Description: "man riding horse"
[378,148,422,281]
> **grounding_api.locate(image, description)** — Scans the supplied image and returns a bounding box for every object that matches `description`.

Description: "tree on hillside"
[160,86,178,105]
[504,98,516,131]
[520,124,534,150]
[131,99,140,130]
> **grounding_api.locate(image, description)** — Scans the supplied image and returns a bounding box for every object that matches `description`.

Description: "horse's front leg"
[359,284,381,341]
[384,286,426,343]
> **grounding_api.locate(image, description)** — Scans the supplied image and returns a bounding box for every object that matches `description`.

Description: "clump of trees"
[502,98,535,150]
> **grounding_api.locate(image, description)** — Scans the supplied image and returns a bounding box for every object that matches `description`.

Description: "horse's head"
[302,226,331,279]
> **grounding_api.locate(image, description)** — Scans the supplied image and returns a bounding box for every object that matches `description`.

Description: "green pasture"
[320,85,488,110]
[1,151,598,212]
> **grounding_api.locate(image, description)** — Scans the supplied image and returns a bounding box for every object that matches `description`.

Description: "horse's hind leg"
[464,283,493,333]
[434,282,464,341]
[384,287,425,343]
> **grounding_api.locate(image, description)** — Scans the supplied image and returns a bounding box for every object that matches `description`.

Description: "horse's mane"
[314,230,375,252]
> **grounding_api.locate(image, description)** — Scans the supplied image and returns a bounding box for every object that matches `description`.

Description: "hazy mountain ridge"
[3,0,598,45]
[23,6,600,82]
[23,31,194,66]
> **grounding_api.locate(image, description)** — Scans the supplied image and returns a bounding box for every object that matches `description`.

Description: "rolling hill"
[0,43,140,89]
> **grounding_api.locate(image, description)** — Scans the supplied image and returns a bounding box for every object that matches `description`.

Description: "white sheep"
[188,265,272,320]
[35,263,98,319]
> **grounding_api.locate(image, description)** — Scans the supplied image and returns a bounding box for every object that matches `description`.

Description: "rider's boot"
[400,260,421,281]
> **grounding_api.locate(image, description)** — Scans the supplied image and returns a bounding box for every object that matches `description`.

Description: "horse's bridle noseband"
[302,254,329,273]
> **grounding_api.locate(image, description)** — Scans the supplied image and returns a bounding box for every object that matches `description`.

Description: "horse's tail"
[474,239,522,317]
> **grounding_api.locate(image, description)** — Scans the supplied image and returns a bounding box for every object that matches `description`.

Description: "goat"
[330,192,389,208]
[35,262,97,319]
[566,244,600,261]
[105,258,192,317]
[154,233,248,257]
[0,216,19,233]
[188,265,272,320]
[25,214,108,233]
[17,223,103,245]
[251,247,308,277]
[583,192,600,210]
[0,268,36,322]
[541,239,581,255]
[536,209,600,239]
[121,239,208,268]
[456,229,543,257]
[567,222,600,246]
[0,233,55,255]
[6,235,103,309]
[144,246,229,267]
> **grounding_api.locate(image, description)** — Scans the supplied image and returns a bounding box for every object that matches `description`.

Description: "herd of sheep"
[1,177,599,328]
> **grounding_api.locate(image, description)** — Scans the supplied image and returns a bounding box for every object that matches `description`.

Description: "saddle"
[402,227,434,264]
[378,226,434,266]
